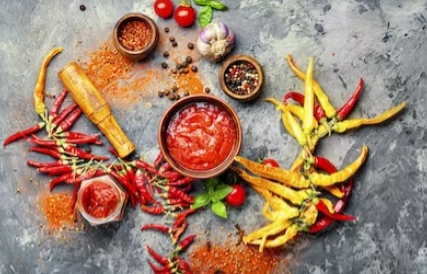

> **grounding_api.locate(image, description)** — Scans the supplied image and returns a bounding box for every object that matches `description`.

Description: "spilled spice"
[39,192,76,230]
[189,241,283,274]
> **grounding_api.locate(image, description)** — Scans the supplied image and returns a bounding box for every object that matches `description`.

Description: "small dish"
[158,94,242,179]
[218,55,264,101]
[113,13,159,61]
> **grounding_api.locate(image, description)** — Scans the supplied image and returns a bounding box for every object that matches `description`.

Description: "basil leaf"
[212,201,227,218]
[206,177,219,196]
[209,1,227,10]
[191,193,211,209]
[199,6,213,28]
[194,0,210,6]
[213,184,233,201]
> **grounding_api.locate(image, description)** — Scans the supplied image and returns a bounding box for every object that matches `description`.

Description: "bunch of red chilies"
[4,89,196,274]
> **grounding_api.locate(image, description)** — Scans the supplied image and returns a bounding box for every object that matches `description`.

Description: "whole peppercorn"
[164,89,171,95]
[80,5,86,11]
[185,56,192,64]
[85,147,91,153]
[172,41,178,47]
[188,42,194,50]
[191,66,198,72]
[161,62,168,69]
[158,90,164,98]
[204,87,211,94]
[169,37,175,42]
[165,27,169,33]
[163,51,170,58]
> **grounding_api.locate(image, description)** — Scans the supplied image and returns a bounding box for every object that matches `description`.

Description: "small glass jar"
[75,175,129,226]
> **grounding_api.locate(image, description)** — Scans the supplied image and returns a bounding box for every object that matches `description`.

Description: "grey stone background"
[0,0,426,273]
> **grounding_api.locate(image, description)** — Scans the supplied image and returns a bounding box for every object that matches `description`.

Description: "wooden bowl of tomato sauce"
[158,94,242,179]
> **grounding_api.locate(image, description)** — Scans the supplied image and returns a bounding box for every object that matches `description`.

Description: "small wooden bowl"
[113,13,159,61]
[158,94,242,179]
[218,55,264,101]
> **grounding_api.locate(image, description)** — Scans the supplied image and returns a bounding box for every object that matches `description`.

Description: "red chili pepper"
[108,147,120,158]
[38,165,74,175]
[51,103,78,129]
[315,200,356,221]
[27,159,73,168]
[49,171,76,191]
[312,156,338,174]
[284,92,326,122]
[146,245,170,266]
[336,78,364,121]
[145,172,154,197]
[176,235,196,253]
[167,177,194,187]
[179,183,192,193]
[161,171,181,181]
[49,88,68,119]
[154,152,164,167]
[4,122,45,147]
[28,134,60,147]
[141,224,171,233]
[163,198,184,205]
[109,170,139,202]
[133,160,162,176]
[65,168,97,184]
[148,261,174,273]
[71,182,81,210]
[61,145,109,161]
[57,132,96,139]
[135,170,158,204]
[176,257,191,271]
[64,135,100,145]
[162,186,194,204]
[172,208,197,230]
[174,208,197,220]
[140,205,166,215]
[172,222,187,243]
[28,146,62,159]
[54,108,82,134]
[159,161,171,173]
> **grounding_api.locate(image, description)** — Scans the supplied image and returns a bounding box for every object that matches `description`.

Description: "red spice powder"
[189,241,284,274]
[39,192,76,230]
[119,20,152,51]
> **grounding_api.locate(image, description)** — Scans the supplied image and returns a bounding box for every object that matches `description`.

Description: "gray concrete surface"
[1,0,426,273]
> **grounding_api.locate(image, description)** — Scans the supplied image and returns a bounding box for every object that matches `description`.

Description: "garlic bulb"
[197,22,236,62]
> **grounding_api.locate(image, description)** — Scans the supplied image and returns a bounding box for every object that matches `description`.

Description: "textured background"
[0,0,426,273]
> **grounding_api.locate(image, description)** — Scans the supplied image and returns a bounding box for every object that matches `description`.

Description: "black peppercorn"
[165,27,169,33]
[80,5,86,11]
[85,147,91,153]
[157,90,164,98]
[181,62,188,68]
[161,62,168,69]
[163,51,169,58]
[185,56,192,64]
[169,37,175,42]
[188,42,194,50]
[176,63,182,70]
[164,89,171,95]
[172,41,178,47]
[191,66,198,72]
[204,87,211,93]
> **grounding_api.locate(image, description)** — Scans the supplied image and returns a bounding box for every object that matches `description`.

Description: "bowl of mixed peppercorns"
[218,55,264,101]
[113,13,159,60]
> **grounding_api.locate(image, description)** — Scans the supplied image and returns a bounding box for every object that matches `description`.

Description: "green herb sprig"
[193,0,228,27]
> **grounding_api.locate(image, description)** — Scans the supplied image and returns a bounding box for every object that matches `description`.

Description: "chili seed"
[188,42,194,50]
[158,90,164,98]
[163,51,169,58]
[185,56,192,64]
[204,87,211,93]
[172,41,178,47]
[85,147,91,153]
[168,93,175,100]
[169,37,175,42]
[165,27,169,33]
[161,62,168,69]
[191,66,198,72]
[80,5,86,11]
[164,89,171,95]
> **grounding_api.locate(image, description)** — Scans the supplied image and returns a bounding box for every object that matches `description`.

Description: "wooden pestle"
[58,61,135,158]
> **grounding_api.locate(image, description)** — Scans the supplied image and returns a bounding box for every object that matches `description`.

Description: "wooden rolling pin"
[58,61,135,158]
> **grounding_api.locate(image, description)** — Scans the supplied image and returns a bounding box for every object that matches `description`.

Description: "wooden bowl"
[158,94,242,179]
[113,13,159,61]
[218,55,264,101]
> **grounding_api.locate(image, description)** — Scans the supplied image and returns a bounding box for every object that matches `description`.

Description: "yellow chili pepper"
[34,48,63,118]
[262,202,299,222]
[248,225,298,248]
[332,102,407,133]
[243,220,290,243]
[283,111,307,146]
[265,97,318,127]
[302,203,318,226]
[310,145,369,186]
[286,54,336,118]
[321,185,344,198]
[258,221,291,252]
[303,57,316,135]
[319,198,334,214]
[233,157,310,189]
[252,185,298,215]
[231,167,312,204]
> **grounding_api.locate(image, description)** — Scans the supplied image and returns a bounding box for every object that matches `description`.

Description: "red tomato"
[174,5,196,27]
[225,184,246,206]
[154,0,174,19]
[262,158,280,168]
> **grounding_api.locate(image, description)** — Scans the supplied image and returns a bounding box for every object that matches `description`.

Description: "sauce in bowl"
[166,102,237,171]
[82,180,120,219]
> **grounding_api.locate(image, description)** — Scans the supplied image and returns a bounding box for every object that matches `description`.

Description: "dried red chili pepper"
[51,103,78,129]
[27,159,76,168]
[64,135,100,145]
[172,208,197,230]
[284,91,326,122]
[315,199,356,221]
[28,146,62,159]
[71,182,81,210]
[144,171,155,197]
[179,183,192,193]
[172,222,187,243]
[167,177,194,187]
[60,145,109,161]
[135,170,158,204]
[54,108,82,134]
[3,122,46,147]
[133,160,162,176]
[49,88,68,120]
[141,205,166,215]
[38,165,74,175]
[176,257,191,271]
[109,169,139,200]
[141,224,171,233]
[108,147,120,158]
[161,171,181,182]
[159,161,171,173]
[148,261,175,273]
[154,152,164,167]
[336,78,364,121]
[176,235,196,253]
[49,171,76,191]
[65,168,98,184]
[146,245,170,266]
[158,185,194,204]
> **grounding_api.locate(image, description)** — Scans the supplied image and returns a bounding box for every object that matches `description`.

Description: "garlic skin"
[197,22,236,62]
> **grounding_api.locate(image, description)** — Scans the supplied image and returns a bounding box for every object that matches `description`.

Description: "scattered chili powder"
[39,192,75,230]
[189,241,283,274]
[118,20,153,51]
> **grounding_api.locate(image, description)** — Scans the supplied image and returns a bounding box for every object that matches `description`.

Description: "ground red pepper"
[189,241,283,274]
[82,181,120,218]
[166,102,237,171]
[39,192,76,230]
[118,19,153,51]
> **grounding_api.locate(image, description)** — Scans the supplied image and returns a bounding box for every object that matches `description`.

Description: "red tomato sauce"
[82,181,120,218]
[166,102,237,171]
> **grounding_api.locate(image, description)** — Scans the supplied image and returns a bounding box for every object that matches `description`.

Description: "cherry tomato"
[154,0,174,19]
[262,158,280,168]
[174,5,196,27]
[225,184,246,206]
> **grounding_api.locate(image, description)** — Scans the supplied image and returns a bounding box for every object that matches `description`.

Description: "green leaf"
[213,184,233,201]
[209,1,227,10]
[212,201,227,218]
[206,177,219,196]
[194,0,210,6]
[198,6,213,28]
[191,193,211,209]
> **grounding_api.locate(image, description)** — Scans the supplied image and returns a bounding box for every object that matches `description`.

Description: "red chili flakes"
[118,20,153,51]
